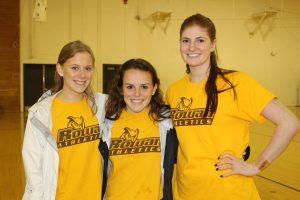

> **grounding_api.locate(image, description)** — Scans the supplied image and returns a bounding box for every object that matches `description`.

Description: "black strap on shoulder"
[98,138,109,200]
[163,128,178,200]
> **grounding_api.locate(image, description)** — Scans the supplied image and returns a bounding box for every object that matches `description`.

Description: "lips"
[187,53,201,58]
[131,99,143,103]
[74,80,86,85]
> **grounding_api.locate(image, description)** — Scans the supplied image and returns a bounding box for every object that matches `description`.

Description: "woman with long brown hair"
[101,58,177,200]
[22,40,107,200]
[166,13,300,199]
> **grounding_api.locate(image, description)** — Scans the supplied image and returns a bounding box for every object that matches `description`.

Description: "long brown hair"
[105,58,169,121]
[51,40,98,114]
[180,13,236,117]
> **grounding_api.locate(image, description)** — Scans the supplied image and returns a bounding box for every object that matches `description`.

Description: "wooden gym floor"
[0,108,299,199]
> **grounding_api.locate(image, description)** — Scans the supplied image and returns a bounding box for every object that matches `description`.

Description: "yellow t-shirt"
[166,72,275,200]
[106,109,162,200]
[52,97,102,200]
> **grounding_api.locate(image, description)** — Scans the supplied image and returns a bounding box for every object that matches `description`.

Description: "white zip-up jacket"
[22,92,107,200]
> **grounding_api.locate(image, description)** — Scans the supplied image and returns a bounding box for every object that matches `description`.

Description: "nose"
[188,42,195,51]
[134,88,140,97]
[78,69,87,78]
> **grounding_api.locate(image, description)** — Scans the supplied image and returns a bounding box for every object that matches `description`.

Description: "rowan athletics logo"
[56,116,100,148]
[171,97,215,126]
[110,127,160,156]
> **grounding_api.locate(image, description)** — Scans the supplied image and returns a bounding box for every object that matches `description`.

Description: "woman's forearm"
[254,100,300,171]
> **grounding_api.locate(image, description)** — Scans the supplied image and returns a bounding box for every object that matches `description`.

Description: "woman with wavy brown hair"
[100,58,177,200]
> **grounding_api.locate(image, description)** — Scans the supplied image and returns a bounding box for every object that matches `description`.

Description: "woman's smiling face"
[180,25,216,69]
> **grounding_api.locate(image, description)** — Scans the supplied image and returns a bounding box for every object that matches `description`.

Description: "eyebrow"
[181,37,190,40]
[181,36,207,40]
[68,64,93,67]
[124,83,151,85]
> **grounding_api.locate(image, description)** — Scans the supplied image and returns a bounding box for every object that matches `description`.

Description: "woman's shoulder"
[220,69,255,84]
[94,92,108,99]
[26,95,55,125]
[93,92,108,117]
[159,105,171,117]
[167,75,189,91]
[93,92,108,104]
[159,116,174,130]
[28,94,55,113]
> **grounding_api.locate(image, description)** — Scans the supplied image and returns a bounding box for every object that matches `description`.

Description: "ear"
[56,63,64,77]
[210,39,217,52]
[152,84,158,95]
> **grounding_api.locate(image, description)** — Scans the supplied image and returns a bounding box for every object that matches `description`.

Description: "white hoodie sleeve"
[22,111,45,200]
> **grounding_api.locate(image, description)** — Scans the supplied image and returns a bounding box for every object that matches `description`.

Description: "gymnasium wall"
[0,0,19,112]
[20,0,300,110]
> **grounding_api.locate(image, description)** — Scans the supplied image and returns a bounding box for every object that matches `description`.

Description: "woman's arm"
[216,99,300,177]
[254,99,300,170]
[163,127,178,200]
[22,113,44,199]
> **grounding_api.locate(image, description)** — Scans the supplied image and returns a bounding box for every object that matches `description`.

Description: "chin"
[187,61,201,66]
[71,88,87,94]
[74,86,89,93]
[131,108,144,113]
[128,105,147,113]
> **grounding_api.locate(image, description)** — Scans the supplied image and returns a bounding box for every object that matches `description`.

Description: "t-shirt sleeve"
[235,72,276,123]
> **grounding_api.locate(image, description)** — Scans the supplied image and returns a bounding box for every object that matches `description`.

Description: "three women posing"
[22,14,300,200]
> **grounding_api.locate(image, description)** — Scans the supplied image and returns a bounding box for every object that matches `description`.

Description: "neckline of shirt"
[54,96,86,105]
[184,74,207,87]
[121,108,150,119]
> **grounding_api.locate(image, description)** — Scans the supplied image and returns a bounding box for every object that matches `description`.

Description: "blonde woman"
[22,41,106,200]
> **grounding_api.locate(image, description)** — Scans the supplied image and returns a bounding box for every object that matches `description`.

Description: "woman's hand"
[215,153,260,177]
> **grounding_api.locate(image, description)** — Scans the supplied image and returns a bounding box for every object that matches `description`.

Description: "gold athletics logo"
[171,97,215,126]
[57,116,99,148]
[110,127,160,156]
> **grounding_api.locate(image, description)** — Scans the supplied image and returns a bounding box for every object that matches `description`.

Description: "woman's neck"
[57,90,84,102]
[189,63,210,83]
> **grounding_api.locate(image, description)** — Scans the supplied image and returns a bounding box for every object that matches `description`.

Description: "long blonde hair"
[51,40,98,114]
